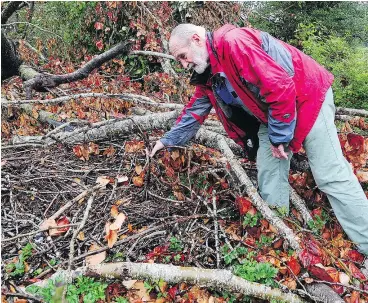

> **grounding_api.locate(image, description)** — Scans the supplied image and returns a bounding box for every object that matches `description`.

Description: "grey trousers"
[257,88,368,255]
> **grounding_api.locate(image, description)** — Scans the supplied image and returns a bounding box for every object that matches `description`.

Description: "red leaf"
[96,40,104,51]
[287,257,301,276]
[94,22,104,30]
[236,197,252,215]
[309,265,334,282]
[56,216,70,233]
[347,249,365,264]
[299,249,322,268]
[305,239,323,257]
[168,286,177,300]
[348,262,366,280]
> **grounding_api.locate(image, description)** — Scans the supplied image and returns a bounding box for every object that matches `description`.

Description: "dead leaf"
[171,150,180,160]
[173,191,185,201]
[116,175,128,183]
[125,140,144,153]
[135,165,143,175]
[41,216,70,236]
[86,244,106,266]
[111,205,119,218]
[282,277,297,290]
[339,272,350,285]
[129,281,150,301]
[103,145,116,157]
[133,176,144,187]
[110,213,127,230]
[122,279,137,289]
[77,231,85,241]
[96,176,110,186]
[105,222,118,248]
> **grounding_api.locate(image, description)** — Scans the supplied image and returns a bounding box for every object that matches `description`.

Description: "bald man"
[150,24,368,255]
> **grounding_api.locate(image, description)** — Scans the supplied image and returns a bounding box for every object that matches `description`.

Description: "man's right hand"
[149,140,165,157]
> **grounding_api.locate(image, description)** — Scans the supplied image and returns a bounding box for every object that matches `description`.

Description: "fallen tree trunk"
[83,262,309,303]
[23,41,132,98]
[12,110,180,145]
[1,92,183,109]
[336,107,368,118]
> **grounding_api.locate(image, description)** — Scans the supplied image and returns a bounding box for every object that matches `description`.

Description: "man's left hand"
[271,144,289,159]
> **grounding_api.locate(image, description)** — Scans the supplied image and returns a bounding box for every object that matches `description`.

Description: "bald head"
[169,24,209,74]
[169,24,206,55]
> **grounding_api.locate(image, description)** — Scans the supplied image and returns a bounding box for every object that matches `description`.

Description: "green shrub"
[294,23,368,110]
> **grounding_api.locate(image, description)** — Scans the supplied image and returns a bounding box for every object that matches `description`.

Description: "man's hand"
[271,144,289,159]
[149,140,165,157]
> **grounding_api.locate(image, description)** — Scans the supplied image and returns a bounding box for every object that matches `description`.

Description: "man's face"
[172,35,209,74]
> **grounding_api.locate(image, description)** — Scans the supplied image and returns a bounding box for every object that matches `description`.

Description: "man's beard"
[190,43,209,74]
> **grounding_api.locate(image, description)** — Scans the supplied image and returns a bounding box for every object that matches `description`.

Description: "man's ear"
[191,33,202,45]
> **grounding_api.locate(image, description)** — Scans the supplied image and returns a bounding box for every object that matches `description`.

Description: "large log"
[84,262,309,303]
[23,41,132,98]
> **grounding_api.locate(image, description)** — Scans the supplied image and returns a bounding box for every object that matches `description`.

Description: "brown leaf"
[171,150,180,160]
[88,142,99,155]
[103,145,116,157]
[105,223,118,248]
[133,176,144,187]
[109,213,127,230]
[111,205,119,218]
[173,191,185,201]
[135,165,143,175]
[77,231,85,241]
[86,244,106,266]
[282,277,297,290]
[96,176,110,186]
[125,140,144,153]
[116,175,128,183]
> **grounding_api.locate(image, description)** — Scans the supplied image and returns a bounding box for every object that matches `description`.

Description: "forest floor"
[1,53,368,303]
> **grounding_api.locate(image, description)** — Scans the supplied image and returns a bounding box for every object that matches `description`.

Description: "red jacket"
[161,24,334,153]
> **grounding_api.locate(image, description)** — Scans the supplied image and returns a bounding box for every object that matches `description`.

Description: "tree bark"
[1,1,24,24]
[23,41,132,98]
[336,107,368,118]
[1,31,21,80]
[83,262,309,303]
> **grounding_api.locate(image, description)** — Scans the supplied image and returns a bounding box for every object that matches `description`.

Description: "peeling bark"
[83,262,308,303]
[305,283,344,303]
[12,110,180,145]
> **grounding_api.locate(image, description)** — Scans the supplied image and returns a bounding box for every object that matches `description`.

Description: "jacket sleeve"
[225,36,296,146]
[161,86,212,147]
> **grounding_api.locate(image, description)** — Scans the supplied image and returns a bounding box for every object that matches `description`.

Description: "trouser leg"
[257,124,292,211]
[304,88,368,255]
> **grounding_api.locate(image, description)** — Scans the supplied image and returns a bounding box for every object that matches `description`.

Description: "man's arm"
[224,35,297,150]
[150,86,212,157]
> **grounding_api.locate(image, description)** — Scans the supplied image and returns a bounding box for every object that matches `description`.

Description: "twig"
[63,193,96,302]
[212,191,221,268]
[313,280,368,295]
[1,224,79,242]
[48,184,104,221]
